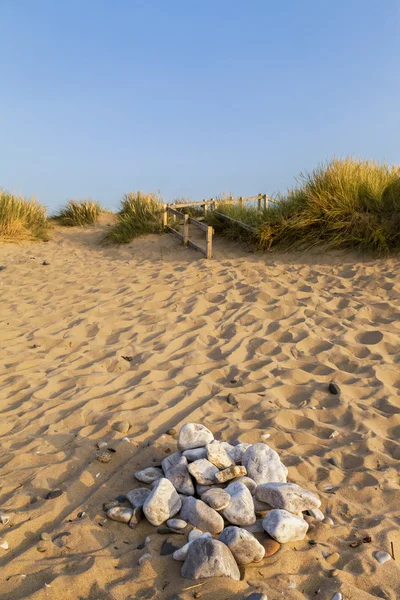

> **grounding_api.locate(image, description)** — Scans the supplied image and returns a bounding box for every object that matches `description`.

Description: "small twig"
[391,541,395,560]
[183,583,205,591]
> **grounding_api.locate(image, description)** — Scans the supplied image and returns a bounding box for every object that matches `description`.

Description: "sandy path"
[0,223,399,599]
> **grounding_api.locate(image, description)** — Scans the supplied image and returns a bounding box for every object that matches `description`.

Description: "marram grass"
[106,191,163,243]
[55,199,104,226]
[0,191,49,241]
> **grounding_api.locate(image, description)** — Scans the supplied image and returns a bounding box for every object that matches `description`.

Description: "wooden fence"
[163,205,213,259]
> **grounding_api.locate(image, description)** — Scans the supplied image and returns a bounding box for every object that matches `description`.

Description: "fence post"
[183,213,189,245]
[257,193,262,212]
[204,201,208,214]
[263,194,268,210]
[162,204,168,228]
[206,226,213,259]
[239,196,244,208]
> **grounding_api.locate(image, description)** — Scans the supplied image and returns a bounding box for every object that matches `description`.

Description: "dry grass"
[55,199,104,226]
[106,191,164,243]
[0,191,49,241]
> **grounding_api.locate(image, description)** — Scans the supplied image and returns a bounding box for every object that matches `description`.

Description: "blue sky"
[1,0,399,212]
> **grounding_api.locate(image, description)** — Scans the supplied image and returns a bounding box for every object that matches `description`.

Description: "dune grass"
[106,191,163,243]
[256,158,400,253]
[0,191,49,241]
[55,199,104,226]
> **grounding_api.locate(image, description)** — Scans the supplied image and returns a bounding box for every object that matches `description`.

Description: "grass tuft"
[256,158,400,253]
[106,191,163,243]
[0,191,49,241]
[55,199,104,226]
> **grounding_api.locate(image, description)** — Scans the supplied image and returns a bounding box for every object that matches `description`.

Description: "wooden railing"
[163,205,213,259]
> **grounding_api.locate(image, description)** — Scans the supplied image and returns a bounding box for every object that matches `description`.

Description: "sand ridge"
[0,223,399,599]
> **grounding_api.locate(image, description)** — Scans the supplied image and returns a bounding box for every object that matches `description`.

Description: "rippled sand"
[0,221,399,599]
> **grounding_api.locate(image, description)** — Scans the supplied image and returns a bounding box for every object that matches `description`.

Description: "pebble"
[182,448,207,462]
[201,488,231,511]
[180,496,224,535]
[36,541,48,552]
[331,594,342,600]
[40,532,52,541]
[262,538,281,557]
[374,551,392,564]
[107,507,134,524]
[329,430,340,439]
[262,509,308,543]
[162,452,195,495]
[138,553,151,565]
[96,441,108,449]
[188,459,219,485]
[77,511,85,519]
[255,482,321,513]
[215,465,247,483]
[328,383,341,395]
[96,451,112,463]
[181,537,240,581]
[245,595,268,600]
[127,488,151,508]
[234,476,257,494]
[115,494,126,502]
[329,569,339,577]
[167,518,187,530]
[137,544,145,550]
[157,526,185,535]
[0,538,9,550]
[323,517,334,525]
[188,528,204,542]
[206,440,234,469]
[129,506,143,528]
[166,428,177,436]
[134,467,163,484]
[219,526,265,564]
[143,478,181,526]
[222,481,256,526]
[42,260,50,266]
[227,393,238,406]
[45,489,64,500]
[327,457,339,467]
[113,421,130,434]
[242,444,287,485]
[0,514,11,525]
[173,532,212,561]
[326,552,340,565]
[261,433,270,440]
[178,423,214,451]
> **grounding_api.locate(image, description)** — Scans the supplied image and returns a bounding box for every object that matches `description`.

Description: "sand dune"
[0,222,399,599]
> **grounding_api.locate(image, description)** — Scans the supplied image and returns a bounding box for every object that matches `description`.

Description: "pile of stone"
[106,423,322,581]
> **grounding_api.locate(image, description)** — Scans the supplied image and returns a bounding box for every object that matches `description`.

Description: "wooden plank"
[212,210,256,232]
[167,227,184,241]
[173,200,214,208]
[183,214,189,245]
[206,226,213,259]
[239,196,244,208]
[189,216,209,232]
[257,194,262,211]
[162,204,168,227]
[188,239,206,256]
[167,206,185,219]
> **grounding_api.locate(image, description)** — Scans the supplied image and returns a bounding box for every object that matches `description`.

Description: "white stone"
[222,481,256,526]
[134,467,163,484]
[167,518,187,530]
[234,476,257,495]
[374,551,392,564]
[180,496,224,534]
[143,478,181,526]
[255,482,321,513]
[188,528,205,542]
[107,507,134,523]
[219,526,265,564]
[138,553,151,565]
[262,509,308,543]
[332,594,342,600]
[162,452,195,495]
[188,459,219,485]
[221,441,251,463]
[0,538,9,550]
[242,444,287,485]
[206,440,234,469]
[182,448,207,462]
[178,423,214,451]
[308,508,325,521]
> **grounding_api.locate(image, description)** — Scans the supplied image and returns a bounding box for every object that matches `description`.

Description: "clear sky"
[1,0,399,212]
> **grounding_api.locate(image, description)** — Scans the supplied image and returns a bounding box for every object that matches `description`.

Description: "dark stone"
[0,266,6,271]
[181,537,240,580]
[308,539,317,545]
[328,382,340,395]
[160,539,180,556]
[77,511,85,518]
[45,489,63,500]
[245,594,268,600]
[137,544,145,550]
[115,494,127,502]
[121,356,133,362]
[227,393,238,406]
[42,261,50,266]
[327,457,339,467]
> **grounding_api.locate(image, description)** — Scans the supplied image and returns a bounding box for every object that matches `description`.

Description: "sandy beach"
[1,221,400,600]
